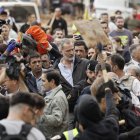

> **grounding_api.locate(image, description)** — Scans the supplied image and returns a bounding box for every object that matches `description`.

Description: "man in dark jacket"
[80,62,111,96]
[25,53,43,95]
[75,59,98,104]
[53,38,88,110]
[74,88,119,140]
[53,38,88,129]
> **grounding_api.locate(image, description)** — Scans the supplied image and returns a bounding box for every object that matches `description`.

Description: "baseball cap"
[87,60,98,71]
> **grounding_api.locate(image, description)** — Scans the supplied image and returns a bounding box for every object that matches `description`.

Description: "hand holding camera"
[4,40,21,56]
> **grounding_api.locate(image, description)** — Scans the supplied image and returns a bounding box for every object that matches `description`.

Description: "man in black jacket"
[74,88,119,140]
[54,38,88,107]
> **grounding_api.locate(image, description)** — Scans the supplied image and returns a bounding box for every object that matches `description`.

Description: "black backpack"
[0,123,32,140]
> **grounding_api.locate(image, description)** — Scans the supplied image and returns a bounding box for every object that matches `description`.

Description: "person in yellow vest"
[50,128,78,140]
[62,128,78,140]
[50,106,79,140]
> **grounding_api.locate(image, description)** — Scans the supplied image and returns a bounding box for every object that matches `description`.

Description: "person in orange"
[26,25,49,55]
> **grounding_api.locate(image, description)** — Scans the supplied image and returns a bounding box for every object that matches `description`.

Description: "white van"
[0,2,40,28]
[93,0,133,18]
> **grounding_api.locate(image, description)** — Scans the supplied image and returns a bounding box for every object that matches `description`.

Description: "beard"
[89,77,95,83]
[117,25,123,29]
[64,56,74,62]
[34,68,42,73]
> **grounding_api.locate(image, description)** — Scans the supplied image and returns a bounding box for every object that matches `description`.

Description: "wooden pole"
[47,13,56,34]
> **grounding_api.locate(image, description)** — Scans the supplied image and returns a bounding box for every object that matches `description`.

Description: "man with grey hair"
[124,44,140,71]
[126,65,140,81]
[56,38,88,87]
[54,38,88,129]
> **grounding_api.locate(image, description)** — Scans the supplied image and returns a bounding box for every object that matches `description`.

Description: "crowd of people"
[0,4,140,140]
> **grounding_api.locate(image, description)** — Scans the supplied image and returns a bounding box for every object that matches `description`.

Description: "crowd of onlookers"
[0,4,140,140]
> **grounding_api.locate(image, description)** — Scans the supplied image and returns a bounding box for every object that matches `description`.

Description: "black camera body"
[0,19,6,34]
[0,19,6,27]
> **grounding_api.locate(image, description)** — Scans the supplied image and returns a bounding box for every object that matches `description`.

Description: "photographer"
[0,10,17,43]
[0,55,28,96]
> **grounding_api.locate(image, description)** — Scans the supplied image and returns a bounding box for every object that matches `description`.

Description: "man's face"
[88,48,96,59]
[0,14,7,21]
[116,18,124,29]
[29,14,36,23]
[127,69,140,81]
[75,45,86,58]
[41,54,51,69]
[61,43,74,61]
[1,26,9,39]
[54,30,63,39]
[101,23,109,35]
[134,47,140,63]
[86,69,96,83]
[127,69,136,77]
[101,15,108,22]
[55,8,62,17]
[41,73,51,91]
[106,44,113,52]
[29,57,42,73]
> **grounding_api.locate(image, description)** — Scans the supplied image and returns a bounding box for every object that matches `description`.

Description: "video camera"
[0,55,21,81]
[0,19,6,34]
[0,19,6,27]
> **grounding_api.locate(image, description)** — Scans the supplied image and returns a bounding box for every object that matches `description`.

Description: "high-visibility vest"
[63,128,78,140]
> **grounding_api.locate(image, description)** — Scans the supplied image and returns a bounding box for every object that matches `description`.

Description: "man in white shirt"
[124,44,140,71]
[126,65,140,81]
[54,38,88,129]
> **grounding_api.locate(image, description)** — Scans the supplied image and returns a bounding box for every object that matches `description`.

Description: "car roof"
[0,2,37,6]
[0,1,41,28]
